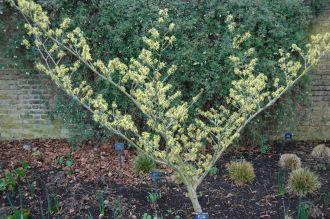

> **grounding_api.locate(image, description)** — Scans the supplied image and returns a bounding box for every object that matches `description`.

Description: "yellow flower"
[60,18,71,29]
[21,39,30,49]
[169,23,175,32]
[149,28,160,38]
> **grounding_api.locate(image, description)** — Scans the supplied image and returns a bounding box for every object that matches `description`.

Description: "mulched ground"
[0,139,329,218]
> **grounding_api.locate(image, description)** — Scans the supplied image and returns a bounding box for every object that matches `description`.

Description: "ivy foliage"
[0,0,324,146]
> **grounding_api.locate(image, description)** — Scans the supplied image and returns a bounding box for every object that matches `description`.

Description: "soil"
[0,139,329,219]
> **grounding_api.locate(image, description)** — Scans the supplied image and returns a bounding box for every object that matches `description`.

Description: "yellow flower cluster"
[16,0,49,30]
[143,36,160,51]
[306,33,330,66]
[21,38,30,49]
[232,32,251,49]
[225,14,236,32]
[94,58,128,79]
[158,8,168,23]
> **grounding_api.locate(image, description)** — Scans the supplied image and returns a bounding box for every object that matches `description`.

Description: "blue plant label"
[150,170,160,181]
[284,132,292,140]
[195,212,209,219]
[115,142,125,151]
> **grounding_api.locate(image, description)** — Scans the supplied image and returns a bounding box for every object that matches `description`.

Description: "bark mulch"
[0,139,329,218]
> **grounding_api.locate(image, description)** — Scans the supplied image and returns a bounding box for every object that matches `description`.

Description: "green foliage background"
[0,0,325,147]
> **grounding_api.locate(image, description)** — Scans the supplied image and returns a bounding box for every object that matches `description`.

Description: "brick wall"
[295,3,330,140]
[0,58,66,139]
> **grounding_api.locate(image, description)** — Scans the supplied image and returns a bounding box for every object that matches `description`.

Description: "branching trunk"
[187,184,202,213]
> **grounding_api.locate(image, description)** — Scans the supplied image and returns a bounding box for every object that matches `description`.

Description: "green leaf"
[15,168,25,179]
[0,179,7,191]
[65,159,74,167]
[57,156,64,164]
[20,161,29,171]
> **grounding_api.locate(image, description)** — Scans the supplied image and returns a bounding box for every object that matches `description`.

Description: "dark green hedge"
[0,0,324,148]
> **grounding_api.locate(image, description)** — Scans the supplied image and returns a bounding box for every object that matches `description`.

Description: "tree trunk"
[187,185,203,213]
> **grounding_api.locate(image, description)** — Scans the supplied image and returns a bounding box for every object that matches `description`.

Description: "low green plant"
[15,168,26,179]
[279,168,293,219]
[0,178,6,191]
[197,191,205,199]
[297,201,310,219]
[37,182,59,217]
[142,213,153,219]
[227,160,255,186]
[5,172,16,191]
[57,155,74,166]
[166,208,174,215]
[320,192,330,206]
[111,196,123,219]
[142,213,162,219]
[284,213,293,219]
[87,212,94,219]
[147,192,161,204]
[260,144,271,155]
[20,161,29,171]
[97,192,106,218]
[39,197,45,219]
[0,162,29,193]
[45,187,60,215]
[3,187,31,219]
[279,154,301,171]
[133,154,156,175]
[3,208,31,219]
[165,208,181,218]
[277,170,286,197]
[208,167,218,175]
[317,161,327,171]
[57,154,75,175]
[146,192,162,218]
[287,168,320,197]
[311,144,330,163]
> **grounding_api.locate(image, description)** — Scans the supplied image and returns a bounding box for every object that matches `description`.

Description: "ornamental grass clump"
[287,168,320,197]
[279,153,302,171]
[133,153,156,175]
[311,144,330,163]
[227,160,255,186]
[8,0,330,213]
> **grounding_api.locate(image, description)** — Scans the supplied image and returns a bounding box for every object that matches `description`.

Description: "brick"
[29,100,43,104]
[0,56,64,140]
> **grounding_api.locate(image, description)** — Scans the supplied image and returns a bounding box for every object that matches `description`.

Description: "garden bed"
[0,139,329,218]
